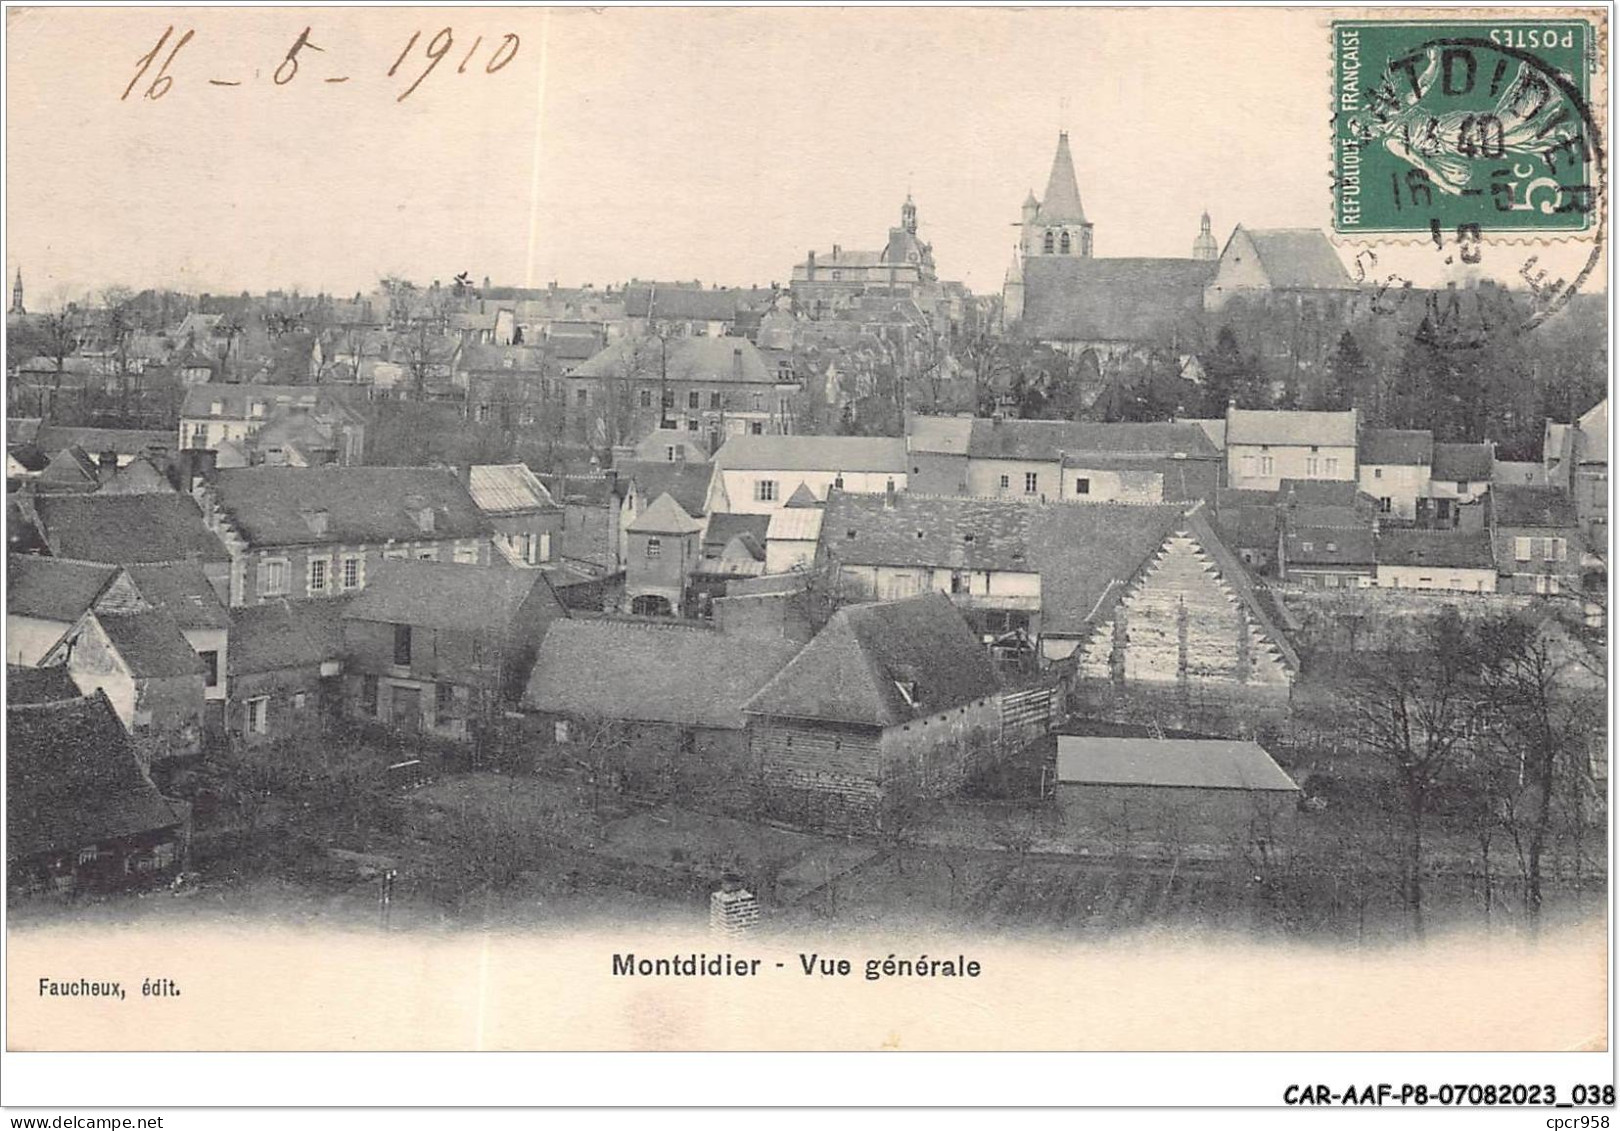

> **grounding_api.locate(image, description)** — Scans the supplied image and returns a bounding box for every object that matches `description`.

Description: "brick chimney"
[806,250,816,281]
[97,450,118,475]
[732,347,743,381]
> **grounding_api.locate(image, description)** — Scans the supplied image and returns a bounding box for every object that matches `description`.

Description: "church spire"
[9,269,23,316]
[1039,131,1087,224]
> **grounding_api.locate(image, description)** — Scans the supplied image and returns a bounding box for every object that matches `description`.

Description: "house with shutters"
[1224,407,1358,492]
[1358,429,1434,521]
[1490,485,1584,596]
[193,466,493,607]
[1373,529,1497,593]
[708,435,907,515]
[1427,442,1494,528]
[342,560,567,741]
[743,593,1004,831]
[906,415,1221,504]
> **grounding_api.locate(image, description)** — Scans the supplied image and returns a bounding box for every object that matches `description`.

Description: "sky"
[6,6,1606,305]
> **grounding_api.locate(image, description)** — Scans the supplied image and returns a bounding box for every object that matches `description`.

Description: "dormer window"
[846,529,857,539]
[209,401,223,416]
[250,402,265,418]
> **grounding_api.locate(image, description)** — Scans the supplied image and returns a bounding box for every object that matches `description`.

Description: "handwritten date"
[123,25,520,103]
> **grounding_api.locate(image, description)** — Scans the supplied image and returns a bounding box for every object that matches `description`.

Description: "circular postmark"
[1338,29,1605,332]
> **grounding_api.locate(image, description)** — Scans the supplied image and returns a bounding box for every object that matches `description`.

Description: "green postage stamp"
[1333,17,1601,235]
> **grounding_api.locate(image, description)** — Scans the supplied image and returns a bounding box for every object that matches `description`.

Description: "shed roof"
[1227,409,1357,447]
[713,435,907,473]
[467,464,559,515]
[1360,429,1434,466]
[523,617,799,729]
[767,508,824,543]
[1056,735,1299,791]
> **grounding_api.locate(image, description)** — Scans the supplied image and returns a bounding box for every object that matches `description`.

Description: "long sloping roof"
[1227,409,1357,447]
[467,464,559,515]
[1360,429,1434,466]
[6,664,81,704]
[1056,735,1299,791]
[1020,257,1215,343]
[906,415,975,456]
[208,467,489,547]
[124,562,231,630]
[32,494,230,564]
[1241,228,1355,290]
[343,560,561,635]
[7,692,185,860]
[7,555,120,622]
[968,418,1219,461]
[571,336,776,384]
[744,593,1000,728]
[1493,484,1580,528]
[713,435,907,473]
[1032,504,1193,636]
[523,618,799,729]
[94,610,205,679]
[1377,530,1495,569]
[228,598,346,675]
[32,426,171,459]
[1431,442,1494,481]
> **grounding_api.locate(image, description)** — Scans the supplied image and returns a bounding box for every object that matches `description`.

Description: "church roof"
[1020,257,1216,344]
[1039,132,1088,224]
[1236,228,1356,290]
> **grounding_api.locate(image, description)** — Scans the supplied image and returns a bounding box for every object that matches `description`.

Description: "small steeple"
[1192,209,1218,260]
[901,193,917,235]
[10,269,23,317]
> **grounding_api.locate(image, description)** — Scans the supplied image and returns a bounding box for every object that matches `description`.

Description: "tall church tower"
[10,270,23,316]
[1020,131,1093,259]
[1192,210,1218,260]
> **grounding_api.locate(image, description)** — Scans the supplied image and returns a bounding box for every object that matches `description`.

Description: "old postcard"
[2,3,1611,1109]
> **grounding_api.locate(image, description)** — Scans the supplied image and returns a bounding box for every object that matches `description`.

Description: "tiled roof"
[625,492,702,535]
[572,336,778,384]
[1032,504,1193,637]
[1227,409,1357,447]
[967,418,1219,461]
[1278,479,1363,506]
[744,593,1000,728]
[7,555,119,622]
[1241,228,1356,290]
[467,464,559,515]
[619,459,713,518]
[95,610,205,678]
[712,435,907,473]
[623,286,773,321]
[767,508,824,543]
[32,494,230,564]
[1377,530,1495,569]
[6,664,81,704]
[41,446,100,487]
[1020,257,1216,343]
[1576,398,1608,462]
[1056,735,1299,791]
[123,562,231,630]
[1360,429,1433,466]
[207,467,489,547]
[523,617,799,729]
[703,512,770,552]
[8,691,185,858]
[1431,442,1494,482]
[1286,526,1377,567]
[1493,485,1579,528]
[823,491,1044,573]
[32,427,171,459]
[540,472,616,506]
[95,456,174,496]
[906,415,974,455]
[228,598,346,675]
[343,560,562,635]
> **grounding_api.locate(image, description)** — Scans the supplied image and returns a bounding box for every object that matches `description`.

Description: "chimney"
[97,450,118,474]
[884,481,897,509]
[832,244,841,259]
[302,508,329,537]
[806,251,816,281]
[732,346,743,381]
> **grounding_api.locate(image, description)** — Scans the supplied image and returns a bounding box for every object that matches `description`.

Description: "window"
[1325,457,1340,475]
[1024,471,1038,495]
[436,682,457,718]
[209,401,223,416]
[575,388,588,405]
[475,404,490,423]
[1455,480,1468,493]
[748,421,764,435]
[646,537,662,558]
[709,391,722,410]
[833,474,844,489]
[292,692,306,711]
[199,650,219,689]
[1535,574,1560,595]
[1306,457,1320,476]
[1042,231,1054,254]
[1378,497,1392,513]
[250,401,265,418]
[393,624,412,667]
[189,423,208,447]
[1545,537,1567,562]
[257,558,289,598]
[1059,231,1071,254]
[554,719,571,744]
[246,696,269,735]
[1373,467,1383,479]
[1074,477,1090,495]
[755,480,777,502]
[341,555,362,590]
[688,390,700,410]
[416,548,438,562]
[1514,536,1532,562]
[539,532,551,562]
[78,847,100,866]
[452,543,479,565]
[1259,455,1275,476]
[1300,541,1314,553]
[999,474,1010,489]
[308,557,329,595]
[666,446,678,462]
[361,675,378,716]
[686,419,699,432]
[639,389,652,408]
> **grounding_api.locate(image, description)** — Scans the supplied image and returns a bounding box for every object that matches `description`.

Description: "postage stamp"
[1333,17,1601,236]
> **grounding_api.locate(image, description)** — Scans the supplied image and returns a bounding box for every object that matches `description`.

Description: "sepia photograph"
[0,2,1612,1115]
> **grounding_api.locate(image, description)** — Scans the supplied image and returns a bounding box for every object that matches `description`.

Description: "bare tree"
[1340,610,1481,938]
[36,305,80,418]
